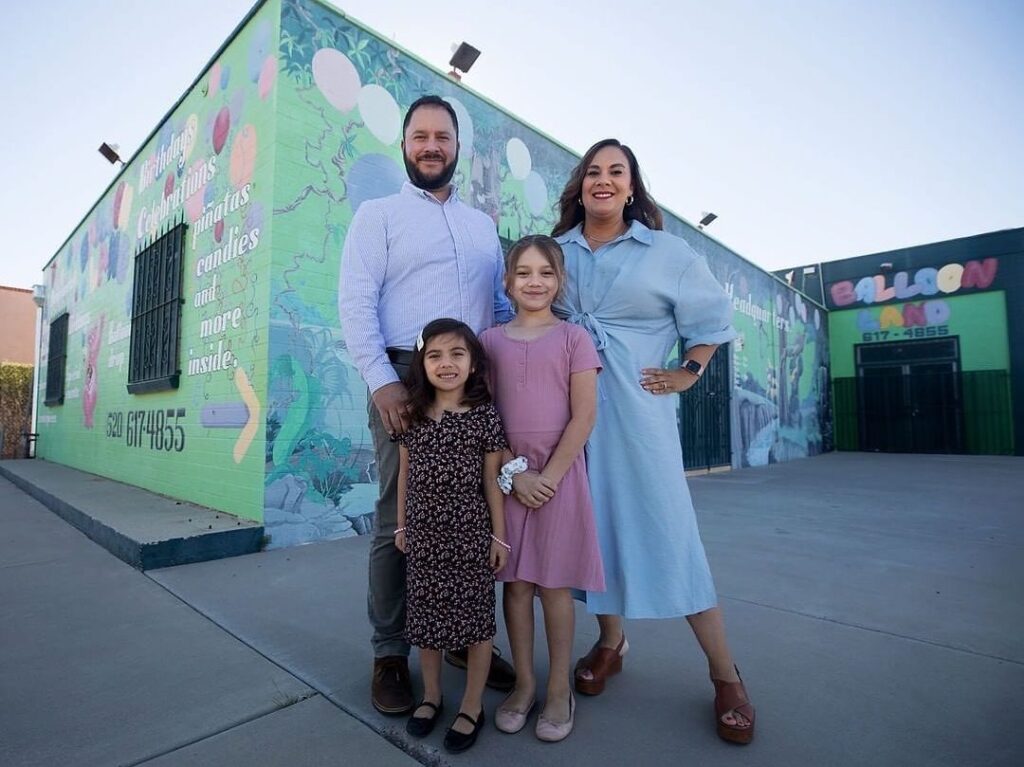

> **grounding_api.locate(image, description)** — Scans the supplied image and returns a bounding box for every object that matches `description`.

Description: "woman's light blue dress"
[554,221,737,618]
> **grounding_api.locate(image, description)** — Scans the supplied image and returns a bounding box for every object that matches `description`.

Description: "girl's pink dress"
[481,321,605,591]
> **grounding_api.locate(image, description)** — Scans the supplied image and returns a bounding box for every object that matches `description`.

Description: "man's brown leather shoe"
[372,655,414,714]
[443,646,516,691]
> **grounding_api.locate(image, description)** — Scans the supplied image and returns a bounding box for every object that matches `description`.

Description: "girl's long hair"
[404,318,491,423]
[551,138,663,237]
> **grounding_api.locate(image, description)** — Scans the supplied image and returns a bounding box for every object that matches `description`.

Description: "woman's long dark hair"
[551,138,663,237]
[404,318,491,423]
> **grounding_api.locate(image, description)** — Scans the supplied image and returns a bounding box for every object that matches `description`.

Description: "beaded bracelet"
[393,526,407,535]
[491,534,512,552]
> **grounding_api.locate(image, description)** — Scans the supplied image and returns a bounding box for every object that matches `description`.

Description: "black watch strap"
[681,358,704,377]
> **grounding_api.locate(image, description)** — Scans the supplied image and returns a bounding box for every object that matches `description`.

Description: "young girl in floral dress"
[480,235,605,742]
[394,318,510,754]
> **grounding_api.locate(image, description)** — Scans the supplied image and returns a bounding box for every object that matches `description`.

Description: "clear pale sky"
[1,0,1020,291]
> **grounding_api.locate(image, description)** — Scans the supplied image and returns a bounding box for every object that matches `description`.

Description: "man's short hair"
[402,95,459,139]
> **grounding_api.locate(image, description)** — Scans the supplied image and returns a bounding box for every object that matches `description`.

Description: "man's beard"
[404,150,459,191]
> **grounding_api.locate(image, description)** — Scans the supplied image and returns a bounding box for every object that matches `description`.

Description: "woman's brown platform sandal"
[712,666,755,745]
[573,634,628,696]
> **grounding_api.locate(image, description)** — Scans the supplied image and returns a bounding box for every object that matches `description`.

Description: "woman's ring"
[660,382,667,392]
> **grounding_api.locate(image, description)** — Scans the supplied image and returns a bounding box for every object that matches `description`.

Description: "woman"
[545,138,754,744]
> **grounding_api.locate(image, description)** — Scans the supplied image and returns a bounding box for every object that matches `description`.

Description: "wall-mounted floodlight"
[98,142,125,166]
[31,284,46,308]
[698,212,718,230]
[448,42,481,81]
[879,261,893,270]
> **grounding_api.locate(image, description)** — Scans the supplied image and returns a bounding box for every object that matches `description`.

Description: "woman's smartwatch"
[681,359,704,378]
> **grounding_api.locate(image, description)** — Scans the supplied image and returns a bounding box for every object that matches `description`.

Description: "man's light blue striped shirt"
[339,182,513,393]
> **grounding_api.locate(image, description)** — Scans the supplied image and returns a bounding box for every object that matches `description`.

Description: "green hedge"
[0,363,33,458]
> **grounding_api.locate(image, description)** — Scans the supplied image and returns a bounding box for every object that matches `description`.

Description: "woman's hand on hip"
[640,367,699,396]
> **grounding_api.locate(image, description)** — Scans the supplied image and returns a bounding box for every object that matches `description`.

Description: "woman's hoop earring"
[626,195,635,207]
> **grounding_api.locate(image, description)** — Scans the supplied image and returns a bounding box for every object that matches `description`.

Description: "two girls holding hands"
[394,235,604,752]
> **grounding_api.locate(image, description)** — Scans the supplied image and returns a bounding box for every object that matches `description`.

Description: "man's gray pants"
[366,366,409,659]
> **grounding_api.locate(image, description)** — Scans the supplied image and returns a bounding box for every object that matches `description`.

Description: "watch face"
[683,359,703,376]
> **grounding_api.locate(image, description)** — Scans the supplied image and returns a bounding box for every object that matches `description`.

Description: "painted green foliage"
[259,0,832,545]
[261,0,571,547]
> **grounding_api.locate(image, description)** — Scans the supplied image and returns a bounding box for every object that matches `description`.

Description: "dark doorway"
[679,343,732,470]
[856,338,965,453]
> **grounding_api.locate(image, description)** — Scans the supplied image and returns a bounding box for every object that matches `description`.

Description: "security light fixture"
[31,284,46,308]
[448,42,481,80]
[98,142,125,166]
[698,212,718,230]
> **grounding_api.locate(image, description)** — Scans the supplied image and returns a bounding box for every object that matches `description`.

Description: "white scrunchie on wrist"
[497,456,528,495]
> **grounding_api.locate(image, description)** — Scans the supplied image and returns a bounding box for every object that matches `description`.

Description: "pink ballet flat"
[535,693,575,743]
[495,692,536,734]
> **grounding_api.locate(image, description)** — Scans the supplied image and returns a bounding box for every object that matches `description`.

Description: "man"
[339,94,515,715]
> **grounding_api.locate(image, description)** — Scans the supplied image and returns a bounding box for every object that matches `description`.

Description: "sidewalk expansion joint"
[721,594,1024,666]
[144,573,445,767]
[126,691,319,766]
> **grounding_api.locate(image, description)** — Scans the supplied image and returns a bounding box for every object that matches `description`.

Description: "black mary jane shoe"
[443,709,485,753]
[406,699,444,738]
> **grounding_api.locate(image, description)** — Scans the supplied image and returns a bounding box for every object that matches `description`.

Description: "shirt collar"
[402,180,459,204]
[556,218,653,248]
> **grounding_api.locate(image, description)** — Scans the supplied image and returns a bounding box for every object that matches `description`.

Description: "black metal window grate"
[128,221,186,394]
[44,313,69,406]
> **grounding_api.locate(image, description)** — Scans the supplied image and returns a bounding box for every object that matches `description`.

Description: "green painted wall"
[36,1,283,521]
[828,291,1009,377]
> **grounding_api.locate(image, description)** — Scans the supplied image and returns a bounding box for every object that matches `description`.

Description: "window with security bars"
[127,222,186,394]
[44,313,69,406]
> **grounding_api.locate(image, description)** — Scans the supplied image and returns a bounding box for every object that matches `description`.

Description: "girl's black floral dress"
[398,403,508,650]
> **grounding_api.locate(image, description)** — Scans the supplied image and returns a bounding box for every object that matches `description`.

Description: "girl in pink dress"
[480,234,605,743]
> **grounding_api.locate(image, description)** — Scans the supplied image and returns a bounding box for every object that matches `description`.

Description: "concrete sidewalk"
[2,452,1022,766]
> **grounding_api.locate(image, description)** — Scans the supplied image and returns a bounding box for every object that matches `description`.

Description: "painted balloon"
[312,48,361,114]
[214,218,225,243]
[523,171,548,216]
[244,201,264,232]
[213,107,231,154]
[229,124,258,189]
[506,138,532,180]
[358,84,400,145]
[106,233,120,281]
[230,88,246,126]
[164,172,175,199]
[112,183,126,230]
[209,62,222,97]
[444,96,474,154]
[248,20,272,82]
[346,153,405,213]
[258,55,277,99]
[79,236,89,271]
[220,64,231,91]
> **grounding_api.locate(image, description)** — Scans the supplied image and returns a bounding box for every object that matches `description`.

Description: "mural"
[36,3,281,520]
[262,0,575,548]
[674,228,831,467]
[35,0,832,550]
